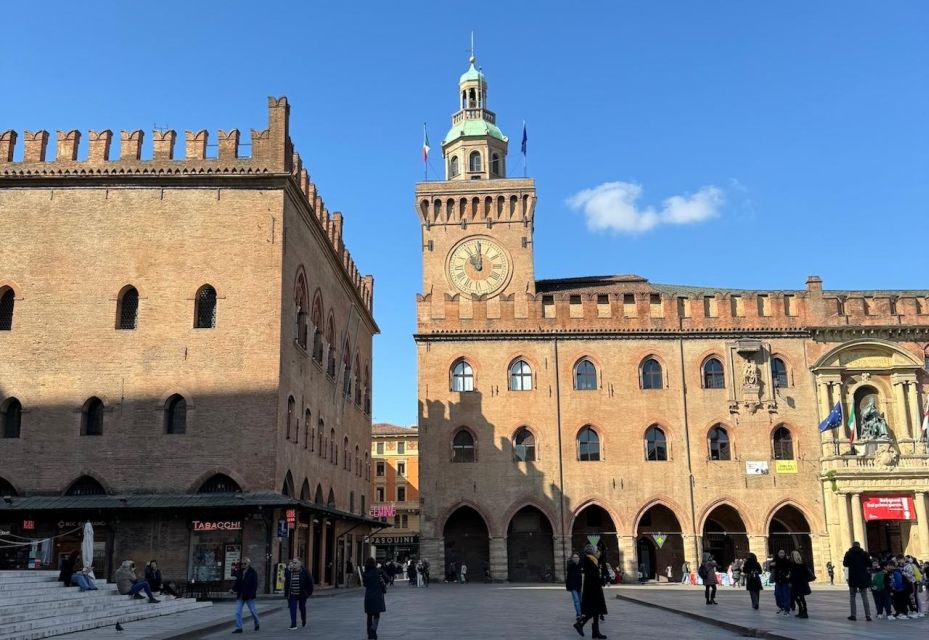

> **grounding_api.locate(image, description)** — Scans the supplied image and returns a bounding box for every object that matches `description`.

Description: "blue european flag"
[819,402,843,432]
[521,122,527,156]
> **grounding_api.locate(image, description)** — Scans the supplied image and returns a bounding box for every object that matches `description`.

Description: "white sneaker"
[876,614,885,619]
[908,614,919,619]
[888,615,898,620]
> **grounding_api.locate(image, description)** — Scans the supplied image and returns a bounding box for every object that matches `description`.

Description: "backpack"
[698,564,708,580]
[871,571,885,592]
[891,569,904,592]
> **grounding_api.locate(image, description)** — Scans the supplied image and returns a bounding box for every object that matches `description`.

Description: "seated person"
[144,559,179,597]
[71,565,99,591]
[59,550,80,587]
[115,560,160,603]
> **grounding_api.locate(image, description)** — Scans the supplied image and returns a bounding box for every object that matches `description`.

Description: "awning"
[0,492,386,527]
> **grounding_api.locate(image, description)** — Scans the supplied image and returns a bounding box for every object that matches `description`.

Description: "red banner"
[863,495,915,521]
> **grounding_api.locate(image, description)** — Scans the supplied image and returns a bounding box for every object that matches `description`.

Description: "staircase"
[0,571,211,640]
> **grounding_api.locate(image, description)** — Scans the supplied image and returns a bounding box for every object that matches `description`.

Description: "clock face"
[446,236,512,297]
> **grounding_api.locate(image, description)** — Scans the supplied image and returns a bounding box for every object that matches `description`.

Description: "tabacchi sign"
[192,520,242,531]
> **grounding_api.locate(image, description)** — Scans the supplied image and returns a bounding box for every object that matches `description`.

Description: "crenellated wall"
[0,96,373,315]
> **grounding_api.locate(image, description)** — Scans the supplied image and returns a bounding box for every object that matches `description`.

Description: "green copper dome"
[459,61,485,84]
[443,119,508,146]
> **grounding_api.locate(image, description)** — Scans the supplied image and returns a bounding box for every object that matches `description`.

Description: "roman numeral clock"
[445,235,512,297]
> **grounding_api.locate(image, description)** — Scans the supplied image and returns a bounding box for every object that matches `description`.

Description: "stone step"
[0,599,211,640]
[0,577,83,591]
[0,574,61,588]
[1,597,200,633]
[0,583,119,601]
[0,572,59,579]
[2,594,173,623]
[0,587,121,608]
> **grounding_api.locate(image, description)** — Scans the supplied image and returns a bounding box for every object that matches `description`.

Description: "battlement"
[0,97,373,316]
[416,275,929,334]
[415,178,536,226]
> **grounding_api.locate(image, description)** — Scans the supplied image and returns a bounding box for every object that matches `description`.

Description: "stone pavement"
[615,582,929,640]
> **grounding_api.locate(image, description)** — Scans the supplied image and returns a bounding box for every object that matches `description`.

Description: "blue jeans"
[774,583,791,610]
[71,574,96,590]
[235,598,260,630]
[570,590,581,617]
[129,580,153,599]
[288,595,306,627]
[681,573,689,584]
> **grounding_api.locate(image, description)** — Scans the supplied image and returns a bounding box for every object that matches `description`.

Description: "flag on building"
[818,402,843,432]
[422,123,430,164]
[848,404,857,445]
[922,396,929,433]
[521,122,528,156]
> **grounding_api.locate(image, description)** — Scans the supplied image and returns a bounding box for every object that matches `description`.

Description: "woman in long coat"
[742,553,763,610]
[572,544,607,639]
[789,550,813,618]
[362,557,387,640]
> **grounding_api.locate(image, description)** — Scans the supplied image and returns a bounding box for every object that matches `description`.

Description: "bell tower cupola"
[442,53,508,181]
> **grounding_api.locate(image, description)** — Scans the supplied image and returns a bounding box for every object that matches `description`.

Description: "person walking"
[665,564,673,583]
[231,557,259,633]
[566,552,583,621]
[843,541,872,621]
[771,549,792,615]
[284,558,314,630]
[363,557,387,640]
[572,544,607,639]
[459,561,468,583]
[680,560,690,585]
[699,554,719,605]
[742,553,763,610]
[789,550,813,618]
[826,560,835,586]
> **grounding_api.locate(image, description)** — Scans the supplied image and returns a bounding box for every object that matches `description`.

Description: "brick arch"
[157,388,195,409]
[569,498,625,536]
[697,497,756,535]
[439,499,495,538]
[763,499,821,536]
[631,497,693,535]
[448,353,482,384]
[636,352,670,388]
[60,470,113,496]
[0,279,22,297]
[499,498,559,539]
[0,474,22,496]
[187,467,248,494]
[449,425,479,462]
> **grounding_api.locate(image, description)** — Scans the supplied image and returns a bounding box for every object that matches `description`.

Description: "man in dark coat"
[231,557,260,633]
[771,549,792,614]
[843,541,872,621]
[362,557,387,640]
[284,558,314,630]
[573,544,607,639]
[565,552,583,620]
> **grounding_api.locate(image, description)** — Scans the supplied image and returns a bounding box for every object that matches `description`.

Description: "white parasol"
[81,521,94,573]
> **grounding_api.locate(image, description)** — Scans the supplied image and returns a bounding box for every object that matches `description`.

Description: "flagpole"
[423,123,428,182]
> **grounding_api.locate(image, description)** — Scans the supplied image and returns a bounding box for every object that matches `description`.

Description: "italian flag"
[422,123,430,164]
[848,405,857,445]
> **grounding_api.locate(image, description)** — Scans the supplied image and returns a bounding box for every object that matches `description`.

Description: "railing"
[819,438,929,471]
[452,109,496,125]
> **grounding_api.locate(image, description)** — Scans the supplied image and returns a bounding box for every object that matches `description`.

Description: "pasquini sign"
[192,520,242,531]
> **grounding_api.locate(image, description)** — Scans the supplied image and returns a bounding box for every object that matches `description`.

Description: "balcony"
[819,438,929,474]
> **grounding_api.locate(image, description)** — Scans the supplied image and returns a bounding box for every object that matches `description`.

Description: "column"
[618,535,636,578]
[318,521,329,586]
[836,493,852,551]
[906,380,922,447]
[893,378,910,439]
[552,535,568,581]
[489,535,507,582]
[748,534,769,559]
[850,493,865,546]
[915,493,929,560]
[305,520,315,570]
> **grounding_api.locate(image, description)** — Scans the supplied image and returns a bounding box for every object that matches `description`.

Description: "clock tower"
[415,54,537,311]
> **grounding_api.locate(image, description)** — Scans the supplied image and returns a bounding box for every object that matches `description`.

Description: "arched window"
[449,156,460,178]
[311,294,324,363]
[354,355,362,405]
[66,476,106,496]
[574,359,598,390]
[452,429,475,463]
[491,153,500,176]
[0,476,17,496]
[318,419,324,457]
[286,396,295,440]
[0,287,14,331]
[81,397,104,436]
[295,274,308,349]
[194,285,217,329]
[577,426,600,461]
[702,357,725,389]
[771,357,789,388]
[641,357,663,390]
[327,488,336,509]
[304,409,311,450]
[350,491,355,513]
[773,426,794,460]
[198,473,242,494]
[343,436,350,469]
[355,445,361,477]
[116,286,138,330]
[326,316,336,377]
[708,425,731,460]
[451,359,474,392]
[365,452,370,481]
[645,425,667,461]
[509,359,533,391]
[330,428,336,464]
[513,427,536,462]
[342,343,352,398]
[165,394,187,434]
[363,365,371,414]
[469,151,482,173]
[2,398,22,438]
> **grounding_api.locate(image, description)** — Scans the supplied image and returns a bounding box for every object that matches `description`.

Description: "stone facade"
[415,57,929,583]
[0,97,377,590]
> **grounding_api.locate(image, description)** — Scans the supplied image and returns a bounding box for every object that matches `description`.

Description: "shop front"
[0,515,113,577]
[863,494,915,556]
[371,534,420,564]
[188,518,245,585]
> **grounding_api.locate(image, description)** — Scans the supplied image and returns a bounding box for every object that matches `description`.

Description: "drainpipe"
[677,329,700,565]
[554,336,567,574]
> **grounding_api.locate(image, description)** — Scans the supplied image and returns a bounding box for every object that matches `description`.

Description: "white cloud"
[566,181,724,234]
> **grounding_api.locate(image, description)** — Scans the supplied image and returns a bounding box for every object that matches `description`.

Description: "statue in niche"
[742,359,759,387]
[859,398,890,440]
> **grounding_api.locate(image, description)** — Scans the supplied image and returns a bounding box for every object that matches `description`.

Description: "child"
[870,563,889,619]
[890,561,911,619]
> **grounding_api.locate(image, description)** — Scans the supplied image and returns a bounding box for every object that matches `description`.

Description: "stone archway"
[444,506,490,580]
[506,506,554,582]
[767,505,813,564]
[702,504,749,569]
[636,504,684,581]
[572,504,620,574]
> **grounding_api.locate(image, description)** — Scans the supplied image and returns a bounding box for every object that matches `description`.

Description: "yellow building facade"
[369,424,421,562]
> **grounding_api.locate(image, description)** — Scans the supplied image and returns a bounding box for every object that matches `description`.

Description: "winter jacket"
[284,567,314,600]
[565,560,582,591]
[742,558,763,592]
[789,561,812,596]
[843,546,872,589]
[580,554,608,616]
[233,566,259,601]
[363,568,386,614]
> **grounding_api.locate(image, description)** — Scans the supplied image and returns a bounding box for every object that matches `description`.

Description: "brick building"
[414,55,929,582]
[0,97,380,592]
[369,424,420,562]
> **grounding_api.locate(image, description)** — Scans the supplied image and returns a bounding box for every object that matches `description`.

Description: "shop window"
[165,394,187,434]
[577,426,600,461]
[116,286,138,330]
[194,285,217,329]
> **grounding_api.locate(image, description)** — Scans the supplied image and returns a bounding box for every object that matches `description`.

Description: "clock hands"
[468,241,484,272]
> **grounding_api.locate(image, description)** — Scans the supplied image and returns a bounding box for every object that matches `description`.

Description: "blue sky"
[3,1,927,426]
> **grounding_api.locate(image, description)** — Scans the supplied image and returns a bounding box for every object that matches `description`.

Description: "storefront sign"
[192,520,242,531]
[224,545,241,580]
[277,519,288,538]
[22,520,35,530]
[57,520,107,530]
[745,461,769,475]
[370,505,396,518]
[863,496,915,521]
[372,535,419,545]
[775,460,798,474]
[286,509,296,529]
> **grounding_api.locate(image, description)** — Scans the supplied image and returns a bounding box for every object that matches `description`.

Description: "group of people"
[696,550,814,616]
[57,549,98,592]
[58,551,179,605]
[843,541,929,621]
[565,545,609,639]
